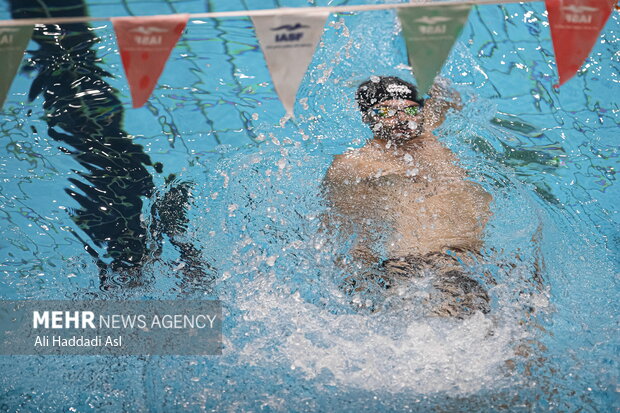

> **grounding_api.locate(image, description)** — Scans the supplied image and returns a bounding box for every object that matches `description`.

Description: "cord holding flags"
[0,1,617,112]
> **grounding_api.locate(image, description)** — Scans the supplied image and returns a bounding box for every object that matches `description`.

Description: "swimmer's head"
[356,77,424,113]
[356,77,425,141]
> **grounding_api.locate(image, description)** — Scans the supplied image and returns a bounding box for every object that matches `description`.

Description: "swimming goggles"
[370,105,421,118]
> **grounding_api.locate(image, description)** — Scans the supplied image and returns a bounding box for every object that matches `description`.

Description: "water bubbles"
[220,171,229,188]
[276,158,287,170]
[299,98,309,110]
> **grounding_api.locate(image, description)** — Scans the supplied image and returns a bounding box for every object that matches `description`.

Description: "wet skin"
[324,84,493,316]
[326,92,492,261]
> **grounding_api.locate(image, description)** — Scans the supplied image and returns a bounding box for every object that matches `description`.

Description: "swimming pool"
[0,0,618,411]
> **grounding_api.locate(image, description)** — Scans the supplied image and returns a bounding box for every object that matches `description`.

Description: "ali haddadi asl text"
[34,335,122,347]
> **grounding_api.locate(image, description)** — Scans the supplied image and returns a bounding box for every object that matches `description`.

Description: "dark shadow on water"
[9,0,215,293]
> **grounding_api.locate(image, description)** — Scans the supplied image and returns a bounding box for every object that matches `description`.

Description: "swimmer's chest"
[329,142,472,216]
[335,172,471,218]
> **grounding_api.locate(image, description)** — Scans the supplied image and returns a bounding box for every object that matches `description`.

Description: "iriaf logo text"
[0,28,19,45]
[130,26,168,45]
[271,22,309,42]
[415,16,452,35]
[562,5,598,24]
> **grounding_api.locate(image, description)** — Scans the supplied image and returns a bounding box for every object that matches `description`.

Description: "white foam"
[233,271,530,395]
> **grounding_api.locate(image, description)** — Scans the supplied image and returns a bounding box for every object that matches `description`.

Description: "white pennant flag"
[252,12,328,116]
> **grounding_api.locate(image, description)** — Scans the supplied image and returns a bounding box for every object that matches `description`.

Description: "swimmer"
[323,76,493,318]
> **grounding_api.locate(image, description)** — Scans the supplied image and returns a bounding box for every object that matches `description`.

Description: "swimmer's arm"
[322,153,360,221]
[422,78,462,132]
[324,154,350,186]
[325,154,374,185]
[321,160,381,268]
[465,179,494,228]
[324,145,402,184]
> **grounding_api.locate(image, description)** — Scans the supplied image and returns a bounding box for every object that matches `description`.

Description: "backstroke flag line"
[252,12,328,116]
[0,26,33,108]
[0,4,617,112]
[545,0,614,86]
[398,5,471,96]
[112,14,189,108]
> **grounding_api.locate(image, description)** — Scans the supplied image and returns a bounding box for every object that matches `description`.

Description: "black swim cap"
[356,76,424,114]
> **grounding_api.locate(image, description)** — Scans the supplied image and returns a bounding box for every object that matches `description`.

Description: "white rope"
[0,0,536,27]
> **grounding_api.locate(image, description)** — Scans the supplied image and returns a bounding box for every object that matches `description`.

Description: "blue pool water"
[0,0,618,411]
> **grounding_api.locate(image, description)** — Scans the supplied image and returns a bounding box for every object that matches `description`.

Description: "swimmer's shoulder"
[326,143,389,183]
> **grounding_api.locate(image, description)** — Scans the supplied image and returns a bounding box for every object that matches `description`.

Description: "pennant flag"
[398,5,471,96]
[112,14,189,108]
[252,12,328,116]
[0,26,33,109]
[546,0,614,86]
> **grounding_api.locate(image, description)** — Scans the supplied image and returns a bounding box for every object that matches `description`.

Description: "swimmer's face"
[364,99,424,141]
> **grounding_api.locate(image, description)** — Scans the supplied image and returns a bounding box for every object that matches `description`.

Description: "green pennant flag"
[398,5,471,96]
[0,26,33,109]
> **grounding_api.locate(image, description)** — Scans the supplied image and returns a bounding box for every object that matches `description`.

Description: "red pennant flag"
[546,0,614,86]
[112,14,189,108]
